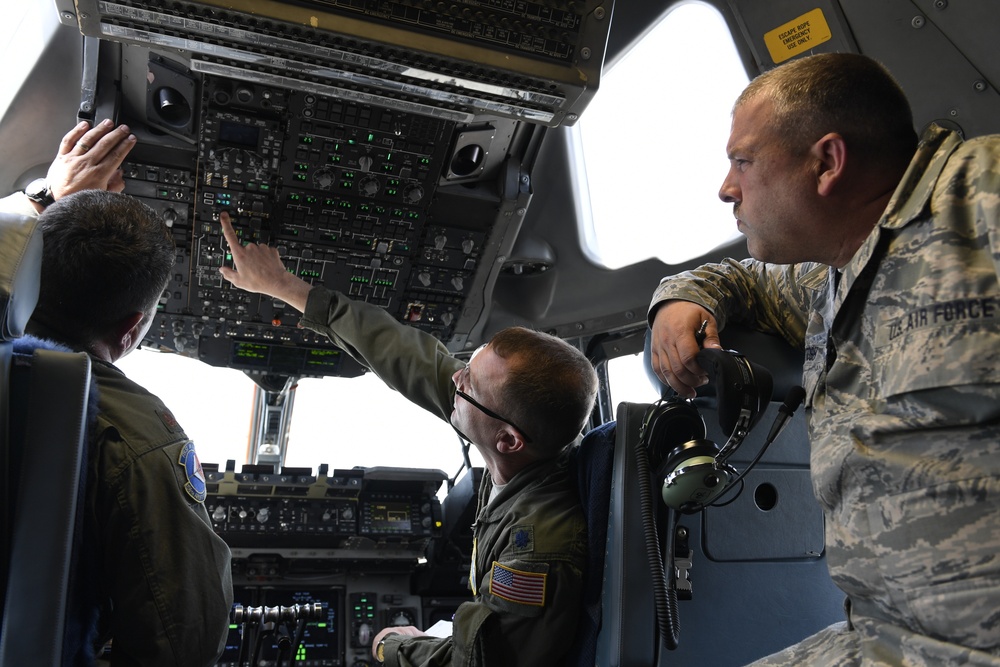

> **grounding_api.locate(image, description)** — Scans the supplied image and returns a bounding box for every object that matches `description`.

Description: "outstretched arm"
[217,210,312,311]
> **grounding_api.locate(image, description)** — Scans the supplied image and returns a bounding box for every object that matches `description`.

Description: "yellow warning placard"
[763,8,832,64]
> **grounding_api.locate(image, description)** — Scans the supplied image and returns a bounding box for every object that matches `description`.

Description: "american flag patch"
[489,562,546,606]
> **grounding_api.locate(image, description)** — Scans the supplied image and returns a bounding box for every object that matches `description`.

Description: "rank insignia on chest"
[489,562,546,606]
[511,525,534,553]
[156,407,182,433]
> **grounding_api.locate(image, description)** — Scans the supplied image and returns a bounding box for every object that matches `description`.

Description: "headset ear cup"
[662,439,721,476]
[660,439,731,510]
[746,359,773,428]
[643,401,706,477]
[696,348,773,435]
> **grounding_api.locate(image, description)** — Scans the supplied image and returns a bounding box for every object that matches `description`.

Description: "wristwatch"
[375,632,398,664]
[24,178,55,208]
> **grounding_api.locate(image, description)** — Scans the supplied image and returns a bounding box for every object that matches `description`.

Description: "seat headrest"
[0,212,43,342]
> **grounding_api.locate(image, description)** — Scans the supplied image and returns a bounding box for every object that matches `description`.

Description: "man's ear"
[106,311,146,360]
[496,428,528,455]
[812,132,848,197]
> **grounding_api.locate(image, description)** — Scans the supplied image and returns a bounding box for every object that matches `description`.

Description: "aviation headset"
[641,347,774,512]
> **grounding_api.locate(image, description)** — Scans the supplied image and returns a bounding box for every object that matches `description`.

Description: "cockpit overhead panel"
[63,0,614,378]
[66,0,614,128]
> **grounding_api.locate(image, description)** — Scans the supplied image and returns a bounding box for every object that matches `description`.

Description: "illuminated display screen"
[233,341,270,366]
[217,587,342,666]
[219,120,261,148]
[369,502,412,531]
[231,342,342,373]
[261,588,342,666]
[305,348,342,368]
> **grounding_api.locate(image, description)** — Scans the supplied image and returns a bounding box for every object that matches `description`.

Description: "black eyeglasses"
[454,366,533,443]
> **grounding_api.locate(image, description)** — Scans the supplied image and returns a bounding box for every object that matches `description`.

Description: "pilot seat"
[0,211,95,666]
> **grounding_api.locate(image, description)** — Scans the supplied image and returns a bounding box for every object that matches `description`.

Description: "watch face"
[26,178,45,195]
[25,178,54,206]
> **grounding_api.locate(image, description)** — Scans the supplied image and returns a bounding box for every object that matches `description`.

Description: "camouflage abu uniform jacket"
[649,125,1000,664]
[301,287,586,667]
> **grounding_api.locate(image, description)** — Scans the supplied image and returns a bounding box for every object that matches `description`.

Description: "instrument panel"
[205,464,463,667]
[117,63,510,378]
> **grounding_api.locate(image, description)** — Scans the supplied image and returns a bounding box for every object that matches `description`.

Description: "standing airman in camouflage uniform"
[648,53,1000,665]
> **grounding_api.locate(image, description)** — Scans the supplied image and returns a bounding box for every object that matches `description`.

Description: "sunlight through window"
[578,2,749,269]
[116,349,256,467]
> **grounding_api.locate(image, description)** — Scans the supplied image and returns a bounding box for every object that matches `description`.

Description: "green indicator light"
[317,623,327,628]
[348,139,356,145]
[367,133,375,142]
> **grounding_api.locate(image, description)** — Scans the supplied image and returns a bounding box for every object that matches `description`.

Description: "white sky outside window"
[578,1,748,268]
[72,1,750,473]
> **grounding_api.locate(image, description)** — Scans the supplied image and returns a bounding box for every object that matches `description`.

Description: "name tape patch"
[882,296,999,346]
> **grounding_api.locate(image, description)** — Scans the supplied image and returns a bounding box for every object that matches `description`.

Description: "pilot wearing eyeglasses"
[218,212,598,667]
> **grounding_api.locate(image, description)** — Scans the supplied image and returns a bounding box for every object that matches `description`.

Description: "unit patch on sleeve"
[489,561,546,607]
[178,440,207,503]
